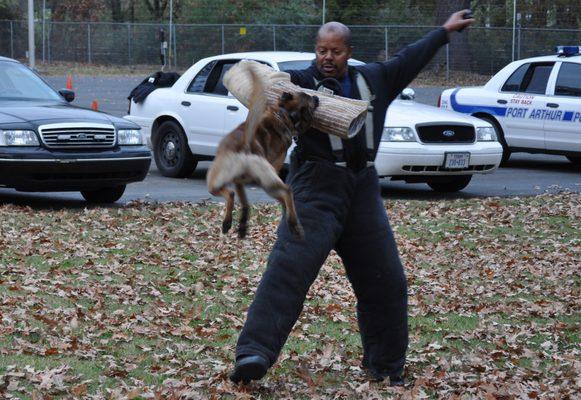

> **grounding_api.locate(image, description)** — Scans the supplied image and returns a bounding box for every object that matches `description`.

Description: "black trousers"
[235,158,408,376]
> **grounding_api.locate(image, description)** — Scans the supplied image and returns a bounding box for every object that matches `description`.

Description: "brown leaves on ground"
[0,193,579,399]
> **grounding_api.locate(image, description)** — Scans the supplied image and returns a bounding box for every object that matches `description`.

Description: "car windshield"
[0,61,62,101]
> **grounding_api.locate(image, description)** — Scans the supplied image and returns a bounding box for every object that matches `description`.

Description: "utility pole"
[168,0,173,69]
[42,0,45,62]
[322,0,326,24]
[511,0,516,61]
[28,0,35,68]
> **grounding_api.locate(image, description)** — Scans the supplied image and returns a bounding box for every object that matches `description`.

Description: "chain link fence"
[1,20,580,78]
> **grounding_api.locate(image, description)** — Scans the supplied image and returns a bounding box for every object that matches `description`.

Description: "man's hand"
[443,9,475,33]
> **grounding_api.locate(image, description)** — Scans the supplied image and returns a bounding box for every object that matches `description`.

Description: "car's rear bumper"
[0,146,151,191]
[375,142,503,177]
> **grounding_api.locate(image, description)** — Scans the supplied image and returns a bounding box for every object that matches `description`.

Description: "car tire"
[566,156,581,165]
[154,120,197,177]
[427,175,472,192]
[477,115,511,165]
[81,185,126,203]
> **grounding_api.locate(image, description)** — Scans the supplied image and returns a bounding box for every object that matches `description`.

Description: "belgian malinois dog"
[206,63,319,239]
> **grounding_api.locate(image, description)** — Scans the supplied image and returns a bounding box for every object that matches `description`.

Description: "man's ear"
[347,46,354,60]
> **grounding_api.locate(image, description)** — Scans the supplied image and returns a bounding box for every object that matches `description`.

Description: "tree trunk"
[143,0,168,21]
[109,0,124,22]
[555,1,579,29]
[488,0,507,27]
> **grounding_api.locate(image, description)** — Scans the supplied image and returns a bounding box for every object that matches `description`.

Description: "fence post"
[273,25,276,51]
[173,24,177,68]
[221,25,225,54]
[87,23,91,63]
[10,21,14,58]
[517,26,521,59]
[384,26,388,61]
[445,43,449,82]
[48,21,51,63]
[127,23,131,66]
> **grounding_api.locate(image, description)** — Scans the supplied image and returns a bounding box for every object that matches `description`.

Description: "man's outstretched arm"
[374,10,475,102]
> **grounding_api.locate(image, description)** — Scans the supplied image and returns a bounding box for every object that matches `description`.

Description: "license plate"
[444,152,470,169]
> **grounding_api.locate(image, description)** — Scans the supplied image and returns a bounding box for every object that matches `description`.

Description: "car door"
[180,59,241,156]
[544,61,581,153]
[222,60,278,133]
[498,62,555,150]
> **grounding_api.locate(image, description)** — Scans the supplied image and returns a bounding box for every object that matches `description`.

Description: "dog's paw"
[289,222,305,240]
[222,219,232,234]
[238,224,248,239]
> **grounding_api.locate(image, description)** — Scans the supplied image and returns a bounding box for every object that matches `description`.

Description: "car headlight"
[381,127,417,142]
[0,130,40,146]
[117,129,143,145]
[476,127,497,141]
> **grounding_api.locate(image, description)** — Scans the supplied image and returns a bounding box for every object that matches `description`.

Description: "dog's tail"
[243,62,267,149]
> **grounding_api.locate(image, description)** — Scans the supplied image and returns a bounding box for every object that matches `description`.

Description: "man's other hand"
[443,9,475,33]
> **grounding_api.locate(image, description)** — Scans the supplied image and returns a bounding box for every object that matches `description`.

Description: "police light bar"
[555,46,581,57]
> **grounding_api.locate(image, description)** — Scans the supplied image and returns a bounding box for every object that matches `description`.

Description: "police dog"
[206,63,319,239]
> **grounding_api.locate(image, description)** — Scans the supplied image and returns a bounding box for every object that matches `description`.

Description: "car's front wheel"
[566,156,581,165]
[154,120,197,177]
[81,185,126,203]
[427,175,472,192]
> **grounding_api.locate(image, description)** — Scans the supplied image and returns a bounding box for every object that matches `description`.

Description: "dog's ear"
[281,92,294,101]
[312,95,320,108]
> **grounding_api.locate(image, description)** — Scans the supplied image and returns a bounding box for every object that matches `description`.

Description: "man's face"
[315,32,352,78]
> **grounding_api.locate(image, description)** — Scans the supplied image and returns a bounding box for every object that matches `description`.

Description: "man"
[230,10,474,386]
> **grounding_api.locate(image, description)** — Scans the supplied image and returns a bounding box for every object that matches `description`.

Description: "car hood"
[0,101,131,127]
[386,100,492,127]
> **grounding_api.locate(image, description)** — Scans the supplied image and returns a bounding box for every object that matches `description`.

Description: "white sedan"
[125,51,502,192]
[439,46,581,164]
[379,93,503,192]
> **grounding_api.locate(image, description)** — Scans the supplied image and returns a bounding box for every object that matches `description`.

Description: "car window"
[501,62,554,94]
[278,60,313,71]
[277,59,363,72]
[501,64,529,92]
[207,62,236,96]
[523,64,553,94]
[187,60,216,93]
[0,61,61,101]
[188,61,237,96]
[555,62,581,97]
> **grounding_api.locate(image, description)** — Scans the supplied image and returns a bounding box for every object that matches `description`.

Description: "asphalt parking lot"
[0,74,577,206]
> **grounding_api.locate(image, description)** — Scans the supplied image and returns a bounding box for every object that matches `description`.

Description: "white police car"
[439,46,581,164]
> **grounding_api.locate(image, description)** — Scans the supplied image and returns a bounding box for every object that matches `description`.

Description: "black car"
[0,56,151,203]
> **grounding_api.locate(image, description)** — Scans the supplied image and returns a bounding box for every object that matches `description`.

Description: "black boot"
[229,355,269,384]
[362,361,405,386]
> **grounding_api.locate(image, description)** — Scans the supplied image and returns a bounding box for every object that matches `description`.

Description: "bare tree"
[143,0,168,21]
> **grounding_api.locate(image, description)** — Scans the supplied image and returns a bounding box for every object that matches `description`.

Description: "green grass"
[0,193,579,399]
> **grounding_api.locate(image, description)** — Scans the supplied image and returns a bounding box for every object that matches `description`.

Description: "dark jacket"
[128,71,181,103]
[287,27,449,170]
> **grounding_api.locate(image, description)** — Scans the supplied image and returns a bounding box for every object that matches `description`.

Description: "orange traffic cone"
[91,100,99,111]
[66,75,73,90]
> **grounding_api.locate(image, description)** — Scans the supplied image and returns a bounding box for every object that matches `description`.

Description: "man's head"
[315,22,353,78]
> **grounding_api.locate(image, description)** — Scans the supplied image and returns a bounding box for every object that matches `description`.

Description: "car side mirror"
[399,88,415,101]
[59,89,75,102]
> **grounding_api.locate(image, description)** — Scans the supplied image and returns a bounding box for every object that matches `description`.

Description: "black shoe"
[229,355,269,384]
[388,375,405,387]
[363,365,405,386]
